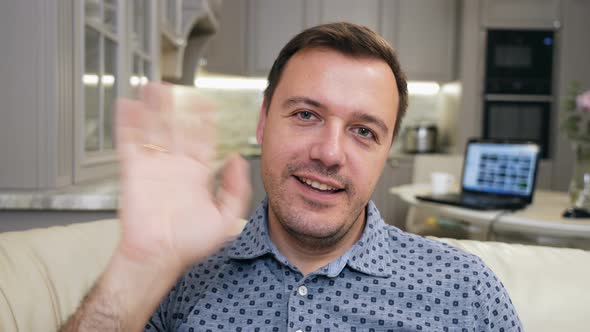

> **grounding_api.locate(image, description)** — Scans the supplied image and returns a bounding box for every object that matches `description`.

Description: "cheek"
[266,128,312,158]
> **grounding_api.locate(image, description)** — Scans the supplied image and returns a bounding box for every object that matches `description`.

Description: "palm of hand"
[116,83,251,270]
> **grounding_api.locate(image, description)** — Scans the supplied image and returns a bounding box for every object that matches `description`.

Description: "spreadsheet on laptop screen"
[462,143,539,196]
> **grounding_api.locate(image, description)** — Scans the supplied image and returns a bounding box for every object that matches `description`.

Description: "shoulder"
[181,245,239,286]
[379,226,522,328]
[380,225,494,284]
[383,224,482,264]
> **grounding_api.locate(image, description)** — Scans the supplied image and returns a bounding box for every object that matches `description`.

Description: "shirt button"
[297,285,308,296]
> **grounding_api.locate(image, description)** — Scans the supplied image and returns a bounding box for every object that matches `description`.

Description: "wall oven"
[485,29,555,95]
[483,29,555,158]
[483,96,551,158]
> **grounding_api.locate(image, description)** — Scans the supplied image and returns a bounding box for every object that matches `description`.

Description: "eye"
[353,127,375,140]
[296,110,316,121]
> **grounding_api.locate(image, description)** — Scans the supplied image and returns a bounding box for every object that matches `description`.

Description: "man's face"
[256,47,399,246]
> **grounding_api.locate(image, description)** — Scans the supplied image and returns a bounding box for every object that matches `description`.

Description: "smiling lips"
[295,175,344,192]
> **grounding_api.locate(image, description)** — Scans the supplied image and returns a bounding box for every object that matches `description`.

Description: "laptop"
[416,139,540,211]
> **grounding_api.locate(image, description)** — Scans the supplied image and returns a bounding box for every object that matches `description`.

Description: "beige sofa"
[1,219,589,332]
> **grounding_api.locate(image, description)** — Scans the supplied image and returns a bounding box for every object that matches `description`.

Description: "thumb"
[217,154,252,226]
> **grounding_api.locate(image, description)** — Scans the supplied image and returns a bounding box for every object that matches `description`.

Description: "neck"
[267,208,366,276]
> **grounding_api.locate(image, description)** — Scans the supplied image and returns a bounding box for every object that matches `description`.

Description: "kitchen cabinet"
[481,0,561,29]
[204,0,308,76]
[202,0,249,75]
[204,0,459,82]
[387,0,458,82]
[0,0,165,190]
[371,156,414,230]
[160,0,222,83]
[246,0,307,76]
[306,0,381,32]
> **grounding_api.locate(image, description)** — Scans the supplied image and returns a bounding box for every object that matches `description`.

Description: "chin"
[270,196,365,245]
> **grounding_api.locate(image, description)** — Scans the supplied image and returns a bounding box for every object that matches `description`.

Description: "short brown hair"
[264,22,408,141]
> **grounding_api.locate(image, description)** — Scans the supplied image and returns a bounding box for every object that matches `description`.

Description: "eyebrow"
[283,96,323,109]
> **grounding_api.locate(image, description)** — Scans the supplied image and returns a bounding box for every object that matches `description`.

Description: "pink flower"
[577,90,590,113]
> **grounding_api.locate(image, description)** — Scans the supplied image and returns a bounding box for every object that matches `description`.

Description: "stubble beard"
[264,161,368,250]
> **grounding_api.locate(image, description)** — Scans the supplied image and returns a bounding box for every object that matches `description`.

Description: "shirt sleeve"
[144,284,175,332]
[144,274,189,332]
[471,257,523,332]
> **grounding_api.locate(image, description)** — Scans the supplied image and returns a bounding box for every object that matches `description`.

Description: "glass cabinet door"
[83,0,120,154]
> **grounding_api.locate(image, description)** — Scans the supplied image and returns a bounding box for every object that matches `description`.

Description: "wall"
[551,0,590,191]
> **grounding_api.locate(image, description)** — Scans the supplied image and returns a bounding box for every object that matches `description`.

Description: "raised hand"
[60,83,252,331]
[115,82,252,271]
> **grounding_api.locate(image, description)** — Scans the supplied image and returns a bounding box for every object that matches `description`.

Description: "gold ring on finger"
[142,143,169,153]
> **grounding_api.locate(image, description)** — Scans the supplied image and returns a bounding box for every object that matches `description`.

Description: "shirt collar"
[227,199,274,260]
[344,201,393,278]
[227,199,393,278]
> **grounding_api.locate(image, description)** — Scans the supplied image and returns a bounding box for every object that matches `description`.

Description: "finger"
[218,154,252,220]
[140,82,174,114]
[177,109,217,164]
[140,82,174,152]
[115,99,144,160]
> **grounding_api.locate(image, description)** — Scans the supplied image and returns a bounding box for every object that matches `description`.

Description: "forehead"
[271,48,398,125]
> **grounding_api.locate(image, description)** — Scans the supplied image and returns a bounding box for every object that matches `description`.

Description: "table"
[390,184,590,243]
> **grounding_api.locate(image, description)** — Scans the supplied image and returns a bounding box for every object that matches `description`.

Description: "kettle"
[402,122,438,153]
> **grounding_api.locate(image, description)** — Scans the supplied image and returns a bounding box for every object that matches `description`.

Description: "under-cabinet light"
[407,81,440,95]
[194,76,268,90]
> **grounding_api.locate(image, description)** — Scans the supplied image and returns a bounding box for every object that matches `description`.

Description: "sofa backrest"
[440,237,590,332]
[1,219,589,331]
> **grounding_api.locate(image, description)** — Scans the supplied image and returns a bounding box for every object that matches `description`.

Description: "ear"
[256,97,269,145]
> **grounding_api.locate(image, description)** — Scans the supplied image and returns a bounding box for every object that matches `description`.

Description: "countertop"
[0,144,262,212]
[0,177,119,211]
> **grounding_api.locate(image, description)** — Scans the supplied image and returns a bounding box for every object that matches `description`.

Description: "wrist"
[95,248,186,331]
[116,240,186,274]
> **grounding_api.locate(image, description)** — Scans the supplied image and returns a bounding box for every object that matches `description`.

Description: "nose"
[309,124,346,168]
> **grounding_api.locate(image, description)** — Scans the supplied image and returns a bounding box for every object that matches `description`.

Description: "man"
[62,23,522,331]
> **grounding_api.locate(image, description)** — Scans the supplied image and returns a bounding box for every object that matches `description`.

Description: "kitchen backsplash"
[198,88,264,160]
[199,82,461,159]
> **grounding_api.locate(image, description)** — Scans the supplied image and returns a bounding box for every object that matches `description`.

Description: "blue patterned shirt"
[146,200,522,331]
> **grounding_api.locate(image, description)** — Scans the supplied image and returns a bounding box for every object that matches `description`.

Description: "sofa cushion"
[439,237,590,332]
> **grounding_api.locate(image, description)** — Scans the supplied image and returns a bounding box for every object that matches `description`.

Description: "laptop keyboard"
[461,194,522,206]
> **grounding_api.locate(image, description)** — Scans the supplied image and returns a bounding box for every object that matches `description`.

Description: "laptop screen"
[462,141,540,197]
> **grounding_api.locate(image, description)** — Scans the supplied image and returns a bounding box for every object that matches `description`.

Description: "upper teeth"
[300,177,337,191]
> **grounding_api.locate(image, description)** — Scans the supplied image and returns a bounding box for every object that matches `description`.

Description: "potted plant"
[561,81,590,216]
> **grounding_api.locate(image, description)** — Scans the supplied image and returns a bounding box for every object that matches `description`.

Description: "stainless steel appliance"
[485,29,555,95]
[483,29,555,158]
[483,97,551,158]
[402,123,438,153]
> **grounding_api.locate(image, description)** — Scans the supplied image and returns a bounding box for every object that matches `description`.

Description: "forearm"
[60,248,184,332]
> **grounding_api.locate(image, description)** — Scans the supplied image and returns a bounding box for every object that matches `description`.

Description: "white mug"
[430,172,455,195]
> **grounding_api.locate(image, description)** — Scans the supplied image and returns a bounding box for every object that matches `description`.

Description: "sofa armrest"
[0,219,120,331]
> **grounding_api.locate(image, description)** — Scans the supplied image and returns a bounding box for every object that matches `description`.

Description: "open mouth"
[294,175,345,193]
